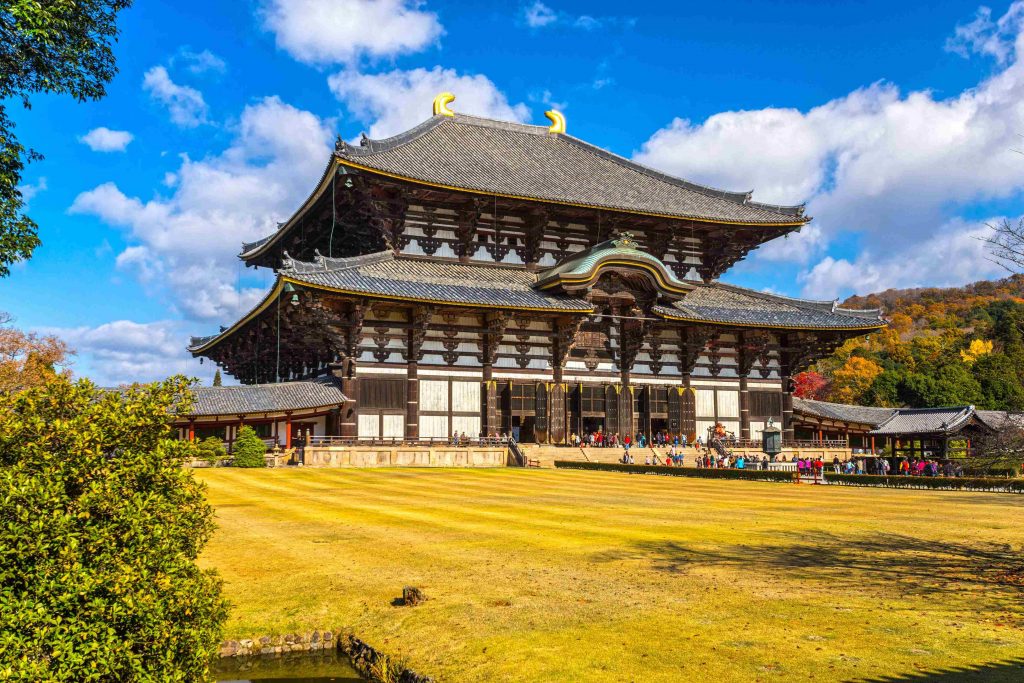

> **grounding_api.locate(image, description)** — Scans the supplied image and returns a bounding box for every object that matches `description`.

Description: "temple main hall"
[187,95,885,447]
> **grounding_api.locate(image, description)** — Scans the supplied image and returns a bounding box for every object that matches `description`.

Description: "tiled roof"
[283,251,593,311]
[793,398,896,427]
[186,376,347,416]
[870,407,977,436]
[336,113,808,225]
[653,283,886,330]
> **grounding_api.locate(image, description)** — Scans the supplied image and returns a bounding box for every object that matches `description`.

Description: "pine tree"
[232,426,266,468]
[212,369,222,387]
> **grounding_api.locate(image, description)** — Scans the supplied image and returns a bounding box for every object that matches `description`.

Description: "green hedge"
[553,461,795,483]
[552,461,1024,493]
[826,473,1024,493]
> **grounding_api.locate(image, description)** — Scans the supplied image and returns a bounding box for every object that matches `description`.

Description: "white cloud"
[946,3,1024,63]
[17,177,47,205]
[634,1,1024,299]
[142,66,208,127]
[260,0,443,65]
[328,66,530,138]
[79,127,134,152]
[524,1,557,27]
[799,219,1005,298]
[521,2,632,31]
[176,48,227,74]
[41,320,192,387]
[70,96,334,323]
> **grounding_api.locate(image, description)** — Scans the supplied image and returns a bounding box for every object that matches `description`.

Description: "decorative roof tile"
[186,376,347,417]
[793,398,896,427]
[336,113,807,225]
[869,407,977,436]
[284,251,593,311]
[653,283,886,330]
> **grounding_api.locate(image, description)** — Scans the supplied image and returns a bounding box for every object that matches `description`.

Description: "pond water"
[212,650,363,682]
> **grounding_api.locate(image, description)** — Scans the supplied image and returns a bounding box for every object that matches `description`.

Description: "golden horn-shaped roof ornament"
[433,92,456,117]
[545,109,566,134]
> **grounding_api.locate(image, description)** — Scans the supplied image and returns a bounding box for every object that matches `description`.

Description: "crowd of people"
[569,430,698,449]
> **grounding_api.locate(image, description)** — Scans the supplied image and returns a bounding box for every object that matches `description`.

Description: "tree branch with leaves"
[0,0,133,276]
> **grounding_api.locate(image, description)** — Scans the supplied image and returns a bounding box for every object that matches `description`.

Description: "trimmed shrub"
[553,461,796,483]
[0,376,228,681]
[232,425,267,468]
[826,473,1024,493]
[197,435,227,463]
[554,462,1024,493]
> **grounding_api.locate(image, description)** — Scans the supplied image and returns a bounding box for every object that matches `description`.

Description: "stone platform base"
[302,445,510,468]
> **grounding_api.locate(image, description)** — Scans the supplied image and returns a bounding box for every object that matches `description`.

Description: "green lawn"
[196,468,1024,682]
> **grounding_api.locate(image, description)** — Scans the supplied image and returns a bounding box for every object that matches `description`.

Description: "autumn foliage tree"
[0,311,71,393]
[830,356,884,404]
[793,371,829,400]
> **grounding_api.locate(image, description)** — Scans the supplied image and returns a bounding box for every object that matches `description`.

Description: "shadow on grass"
[850,657,1024,682]
[594,531,1023,603]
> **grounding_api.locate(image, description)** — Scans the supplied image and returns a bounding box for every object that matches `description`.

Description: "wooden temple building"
[187,96,886,445]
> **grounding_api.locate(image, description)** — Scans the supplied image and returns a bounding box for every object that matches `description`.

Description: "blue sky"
[4,0,1024,385]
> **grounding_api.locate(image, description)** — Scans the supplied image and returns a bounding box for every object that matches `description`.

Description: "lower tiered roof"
[189,244,885,354]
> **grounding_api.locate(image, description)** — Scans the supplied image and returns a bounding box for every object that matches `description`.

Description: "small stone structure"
[302,444,509,468]
[402,586,426,606]
[219,629,336,657]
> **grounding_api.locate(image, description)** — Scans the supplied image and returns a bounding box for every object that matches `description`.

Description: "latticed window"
[511,383,536,412]
[649,388,669,415]
[580,386,605,413]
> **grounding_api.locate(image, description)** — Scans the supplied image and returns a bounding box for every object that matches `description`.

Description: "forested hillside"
[795,275,1024,410]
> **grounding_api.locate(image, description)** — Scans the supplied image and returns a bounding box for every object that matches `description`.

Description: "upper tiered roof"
[335,113,806,224]
[241,105,810,264]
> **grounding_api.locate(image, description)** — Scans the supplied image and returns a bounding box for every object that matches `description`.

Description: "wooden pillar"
[285,412,293,449]
[619,369,634,439]
[188,420,195,442]
[739,376,750,440]
[407,361,420,440]
[333,360,358,438]
[781,376,795,443]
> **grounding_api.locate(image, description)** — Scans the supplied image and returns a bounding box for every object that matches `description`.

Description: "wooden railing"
[306,436,509,448]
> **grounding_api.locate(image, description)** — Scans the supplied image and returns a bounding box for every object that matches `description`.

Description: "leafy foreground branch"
[0,376,228,681]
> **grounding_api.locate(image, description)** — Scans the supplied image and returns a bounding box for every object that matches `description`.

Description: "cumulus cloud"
[634,2,1024,298]
[142,66,208,127]
[328,66,530,138]
[41,320,192,387]
[799,219,1005,298]
[70,96,334,323]
[260,0,443,65]
[79,127,134,152]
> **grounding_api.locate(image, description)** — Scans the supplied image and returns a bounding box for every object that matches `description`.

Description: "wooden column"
[781,376,795,443]
[333,360,358,438]
[739,376,750,440]
[285,412,293,449]
[481,311,507,438]
[407,362,420,440]
[188,420,195,442]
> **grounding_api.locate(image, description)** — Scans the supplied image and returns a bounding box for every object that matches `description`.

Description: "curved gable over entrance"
[534,234,694,298]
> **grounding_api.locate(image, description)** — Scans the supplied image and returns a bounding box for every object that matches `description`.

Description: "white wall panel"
[451,381,481,412]
[695,389,716,417]
[696,420,716,441]
[358,414,380,438]
[419,415,449,439]
[382,414,404,438]
[451,415,481,438]
[749,421,765,439]
[420,380,448,411]
[717,390,740,418]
